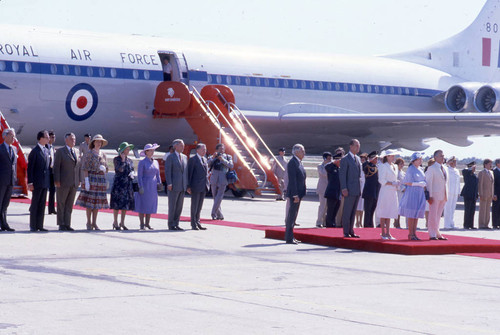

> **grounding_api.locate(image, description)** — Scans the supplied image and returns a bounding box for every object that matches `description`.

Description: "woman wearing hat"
[134,143,161,230]
[110,142,135,230]
[399,152,427,240]
[375,149,401,240]
[75,134,109,230]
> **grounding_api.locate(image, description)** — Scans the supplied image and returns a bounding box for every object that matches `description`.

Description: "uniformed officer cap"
[323,151,333,159]
[333,152,343,159]
[466,161,476,167]
[278,147,285,152]
[368,151,378,159]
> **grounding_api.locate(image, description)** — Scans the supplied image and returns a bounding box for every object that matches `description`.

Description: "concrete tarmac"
[1,184,499,334]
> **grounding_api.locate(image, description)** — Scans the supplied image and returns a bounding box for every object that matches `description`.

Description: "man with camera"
[208,143,233,220]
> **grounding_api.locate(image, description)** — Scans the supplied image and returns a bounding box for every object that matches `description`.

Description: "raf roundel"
[65,83,99,121]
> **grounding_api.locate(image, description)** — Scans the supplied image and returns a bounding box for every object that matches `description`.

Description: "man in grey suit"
[0,128,17,232]
[339,139,362,238]
[53,133,80,231]
[165,139,188,230]
[187,143,209,230]
[208,143,233,220]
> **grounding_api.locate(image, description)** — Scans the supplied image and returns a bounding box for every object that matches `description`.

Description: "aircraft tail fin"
[388,0,500,82]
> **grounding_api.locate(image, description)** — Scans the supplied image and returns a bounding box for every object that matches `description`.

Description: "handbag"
[226,170,238,184]
[132,181,139,193]
[424,188,430,200]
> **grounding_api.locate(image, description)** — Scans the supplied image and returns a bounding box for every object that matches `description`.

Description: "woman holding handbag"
[134,143,161,230]
[110,142,135,230]
[399,152,427,240]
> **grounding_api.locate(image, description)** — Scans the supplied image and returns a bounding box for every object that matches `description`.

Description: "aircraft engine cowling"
[444,83,482,113]
[474,84,500,113]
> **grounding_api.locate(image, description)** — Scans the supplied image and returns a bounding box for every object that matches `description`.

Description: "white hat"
[380,149,402,157]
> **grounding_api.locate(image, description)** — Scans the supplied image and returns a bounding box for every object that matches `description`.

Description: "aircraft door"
[158,51,188,85]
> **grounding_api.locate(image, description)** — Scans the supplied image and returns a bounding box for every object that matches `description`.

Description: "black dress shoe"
[217,216,224,220]
[175,226,184,231]
[286,240,298,244]
[1,226,15,232]
[30,229,37,232]
[437,236,448,240]
[211,215,218,220]
[191,226,199,230]
[168,228,177,231]
[39,228,48,232]
[197,224,207,230]
[294,223,300,226]
[350,234,360,238]
[343,234,350,238]
[430,237,438,240]
[66,227,74,231]
[480,227,492,230]
[59,226,68,231]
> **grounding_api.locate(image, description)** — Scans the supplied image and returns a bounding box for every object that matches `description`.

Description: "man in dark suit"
[339,139,362,238]
[47,130,56,214]
[165,138,188,230]
[0,128,17,231]
[285,144,306,244]
[461,161,478,230]
[492,159,500,229]
[187,143,209,231]
[362,151,380,228]
[53,133,80,231]
[324,152,342,228]
[28,130,50,232]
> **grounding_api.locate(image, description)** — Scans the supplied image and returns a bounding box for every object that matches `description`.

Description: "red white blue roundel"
[65,83,99,121]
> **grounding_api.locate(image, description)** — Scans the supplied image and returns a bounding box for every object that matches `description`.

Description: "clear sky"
[0,0,497,158]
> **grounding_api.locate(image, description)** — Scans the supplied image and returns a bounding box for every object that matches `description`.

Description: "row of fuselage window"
[0,59,427,96]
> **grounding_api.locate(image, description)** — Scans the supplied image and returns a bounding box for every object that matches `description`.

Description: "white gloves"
[412,181,427,188]
[128,171,135,179]
[99,165,107,172]
[85,177,90,191]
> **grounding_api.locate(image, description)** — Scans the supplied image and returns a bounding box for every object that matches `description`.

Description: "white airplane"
[1,0,500,153]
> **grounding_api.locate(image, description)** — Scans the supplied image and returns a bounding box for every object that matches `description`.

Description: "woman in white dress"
[375,149,401,240]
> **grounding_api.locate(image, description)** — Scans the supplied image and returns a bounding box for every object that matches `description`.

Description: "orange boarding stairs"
[0,110,28,197]
[153,82,283,197]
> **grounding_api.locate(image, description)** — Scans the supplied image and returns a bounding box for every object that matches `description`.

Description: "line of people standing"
[2,129,236,233]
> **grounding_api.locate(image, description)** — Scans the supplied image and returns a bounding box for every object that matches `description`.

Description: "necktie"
[8,146,13,161]
[441,166,446,180]
[71,148,76,161]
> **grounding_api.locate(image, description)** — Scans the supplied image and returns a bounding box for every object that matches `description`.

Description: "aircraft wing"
[243,104,500,152]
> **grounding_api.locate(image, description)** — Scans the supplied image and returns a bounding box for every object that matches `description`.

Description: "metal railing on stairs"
[191,87,269,188]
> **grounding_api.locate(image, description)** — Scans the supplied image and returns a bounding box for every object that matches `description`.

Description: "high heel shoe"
[119,223,128,231]
[92,223,100,231]
[86,223,92,231]
[112,223,120,230]
[144,223,154,230]
[140,223,145,230]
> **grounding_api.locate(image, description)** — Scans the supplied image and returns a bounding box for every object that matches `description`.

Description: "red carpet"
[265,227,500,255]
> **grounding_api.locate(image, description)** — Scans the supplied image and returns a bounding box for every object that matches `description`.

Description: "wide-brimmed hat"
[90,134,108,147]
[380,149,402,157]
[117,142,134,154]
[410,152,425,162]
[140,143,160,156]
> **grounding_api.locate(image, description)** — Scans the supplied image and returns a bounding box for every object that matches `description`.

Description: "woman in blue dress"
[134,143,161,230]
[399,152,427,240]
[110,142,135,230]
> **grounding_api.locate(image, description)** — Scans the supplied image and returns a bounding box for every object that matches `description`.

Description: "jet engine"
[444,83,482,113]
[474,84,500,113]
